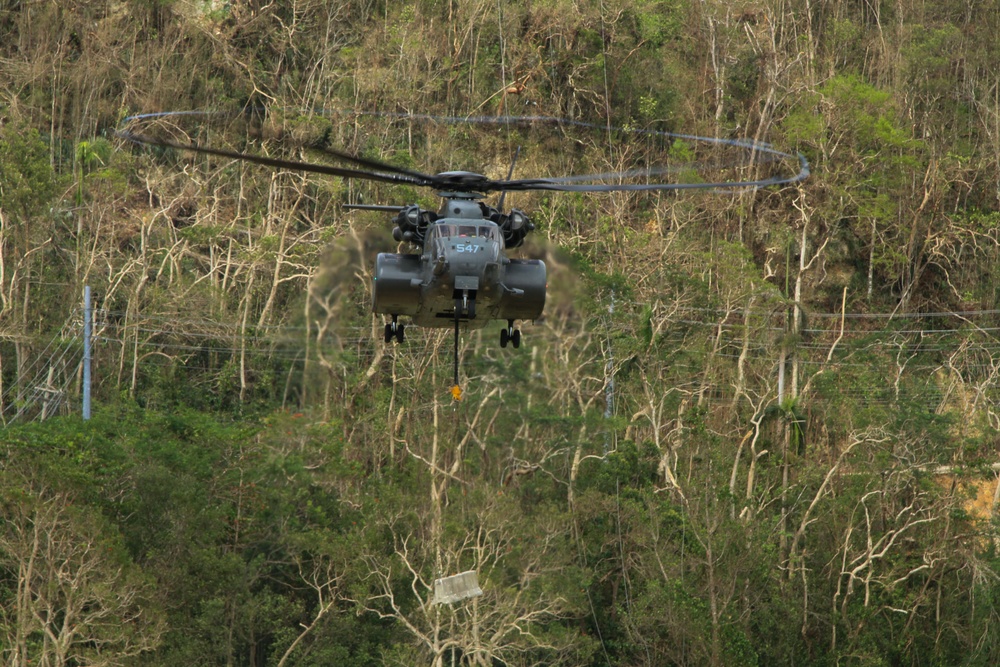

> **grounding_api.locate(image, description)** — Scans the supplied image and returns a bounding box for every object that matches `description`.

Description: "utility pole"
[83,285,91,420]
[603,289,615,454]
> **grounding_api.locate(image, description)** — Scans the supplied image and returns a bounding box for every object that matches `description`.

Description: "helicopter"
[349,166,543,350]
[118,112,809,394]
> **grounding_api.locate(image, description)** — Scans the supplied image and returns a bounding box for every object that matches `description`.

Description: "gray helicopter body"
[371,192,545,346]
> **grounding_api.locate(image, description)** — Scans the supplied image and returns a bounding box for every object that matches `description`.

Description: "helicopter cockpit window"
[433,224,500,241]
[432,224,455,238]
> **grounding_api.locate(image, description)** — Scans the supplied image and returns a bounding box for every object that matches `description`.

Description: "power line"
[8,298,1000,420]
[671,304,1000,320]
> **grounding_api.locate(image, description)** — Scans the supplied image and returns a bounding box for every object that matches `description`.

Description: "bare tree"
[364,499,586,667]
[0,477,164,667]
[275,550,345,667]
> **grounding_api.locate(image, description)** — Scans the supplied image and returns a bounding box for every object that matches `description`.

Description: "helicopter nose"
[448,242,489,272]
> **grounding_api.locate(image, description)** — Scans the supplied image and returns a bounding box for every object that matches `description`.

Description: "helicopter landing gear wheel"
[500,320,521,349]
[385,317,404,344]
[455,290,476,320]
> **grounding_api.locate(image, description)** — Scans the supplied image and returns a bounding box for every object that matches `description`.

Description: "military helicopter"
[347,158,543,351]
[118,112,809,394]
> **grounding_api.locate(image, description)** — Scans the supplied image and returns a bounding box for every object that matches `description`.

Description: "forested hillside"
[3,0,1000,665]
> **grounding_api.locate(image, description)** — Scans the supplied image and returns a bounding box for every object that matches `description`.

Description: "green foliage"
[3,0,1000,665]
[0,407,385,666]
[632,0,683,46]
[0,124,59,219]
[76,138,113,172]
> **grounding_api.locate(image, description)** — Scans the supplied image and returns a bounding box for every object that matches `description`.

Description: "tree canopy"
[3,0,1000,665]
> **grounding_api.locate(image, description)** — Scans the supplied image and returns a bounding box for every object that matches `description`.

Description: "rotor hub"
[434,171,490,192]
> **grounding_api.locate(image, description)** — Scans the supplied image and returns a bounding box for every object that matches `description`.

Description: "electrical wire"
[10,294,1000,422]
[0,317,82,414]
[4,340,84,424]
[671,304,1000,320]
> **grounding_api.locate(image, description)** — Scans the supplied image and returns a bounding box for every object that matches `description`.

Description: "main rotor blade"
[117,131,438,188]
[118,109,810,194]
[342,203,407,212]
[491,152,810,193]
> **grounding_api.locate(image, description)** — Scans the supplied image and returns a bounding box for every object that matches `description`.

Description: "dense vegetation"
[3,0,1000,665]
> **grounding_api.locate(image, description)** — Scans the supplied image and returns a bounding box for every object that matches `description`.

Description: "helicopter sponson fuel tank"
[372,198,546,330]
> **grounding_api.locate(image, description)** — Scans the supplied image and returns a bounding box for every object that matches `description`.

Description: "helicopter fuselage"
[372,197,546,332]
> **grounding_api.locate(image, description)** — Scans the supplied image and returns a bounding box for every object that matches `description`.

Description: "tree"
[0,468,164,667]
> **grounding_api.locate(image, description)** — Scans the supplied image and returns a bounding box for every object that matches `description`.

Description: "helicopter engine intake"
[392,205,435,244]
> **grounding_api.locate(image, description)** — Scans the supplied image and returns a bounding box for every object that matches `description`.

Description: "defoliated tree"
[0,469,165,667]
